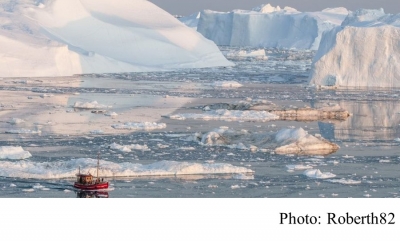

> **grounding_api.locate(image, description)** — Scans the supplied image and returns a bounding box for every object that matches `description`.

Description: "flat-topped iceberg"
[309,9,400,88]
[193,4,349,50]
[0,0,231,77]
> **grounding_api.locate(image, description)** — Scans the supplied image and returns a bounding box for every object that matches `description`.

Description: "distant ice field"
[0,46,399,198]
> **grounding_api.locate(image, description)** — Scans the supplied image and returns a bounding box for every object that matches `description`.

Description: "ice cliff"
[190,4,349,50]
[309,9,400,88]
[0,0,231,77]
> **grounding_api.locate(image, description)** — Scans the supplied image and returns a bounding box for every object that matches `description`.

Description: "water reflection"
[318,101,400,141]
[76,191,109,198]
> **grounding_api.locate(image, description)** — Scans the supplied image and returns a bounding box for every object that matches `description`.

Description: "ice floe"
[0,159,254,179]
[286,165,314,171]
[0,146,32,160]
[189,127,339,155]
[6,118,25,124]
[108,143,150,152]
[203,99,349,121]
[227,49,268,59]
[111,122,166,131]
[166,109,279,122]
[208,81,243,88]
[5,129,41,134]
[326,179,361,185]
[73,101,111,109]
[303,169,336,179]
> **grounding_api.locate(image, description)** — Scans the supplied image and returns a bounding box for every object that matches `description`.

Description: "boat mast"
[97,153,100,180]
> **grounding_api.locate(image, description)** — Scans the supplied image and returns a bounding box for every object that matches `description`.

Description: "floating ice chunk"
[166,109,279,122]
[286,165,313,171]
[303,169,336,179]
[112,122,166,131]
[327,179,362,185]
[274,128,340,155]
[90,130,104,134]
[7,118,25,124]
[22,189,35,192]
[105,112,118,117]
[394,138,400,142]
[74,101,111,109]
[227,49,268,59]
[232,173,254,180]
[379,160,391,163]
[109,143,150,152]
[209,81,243,88]
[193,127,339,155]
[5,129,41,134]
[0,146,32,159]
[0,159,253,179]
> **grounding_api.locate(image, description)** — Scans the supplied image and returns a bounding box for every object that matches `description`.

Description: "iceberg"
[309,9,400,88]
[0,0,231,77]
[194,4,349,50]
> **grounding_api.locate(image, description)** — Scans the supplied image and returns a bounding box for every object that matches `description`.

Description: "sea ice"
[0,146,32,160]
[191,127,339,155]
[166,109,279,122]
[0,159,254,179]
[73,101,111,109]
[111,122,167,131]
[108,143,150,152]
[303,169,336,179]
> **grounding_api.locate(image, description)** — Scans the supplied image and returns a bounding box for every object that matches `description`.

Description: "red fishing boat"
[74,156,109,190]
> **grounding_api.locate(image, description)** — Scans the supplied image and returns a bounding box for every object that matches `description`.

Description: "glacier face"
[194,5,349,50]
[309,9,400,88]
[0,0,232,77]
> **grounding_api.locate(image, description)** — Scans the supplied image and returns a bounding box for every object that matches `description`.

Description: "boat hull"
[73,182,109,190]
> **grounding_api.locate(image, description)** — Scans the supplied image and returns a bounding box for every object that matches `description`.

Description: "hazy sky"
[149,0,399,15]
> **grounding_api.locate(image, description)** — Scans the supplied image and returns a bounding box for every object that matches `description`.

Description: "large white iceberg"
[194,4,349,50]
[0,0,232,77]
[309,9,400,88]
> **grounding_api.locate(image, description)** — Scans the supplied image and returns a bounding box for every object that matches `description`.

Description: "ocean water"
[0,47,399,198]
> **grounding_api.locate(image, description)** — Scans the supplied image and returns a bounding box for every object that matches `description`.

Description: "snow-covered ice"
[0,159,254,179]
[0,146,32,160]
[309,9,400,88]
[0,0,231,77]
